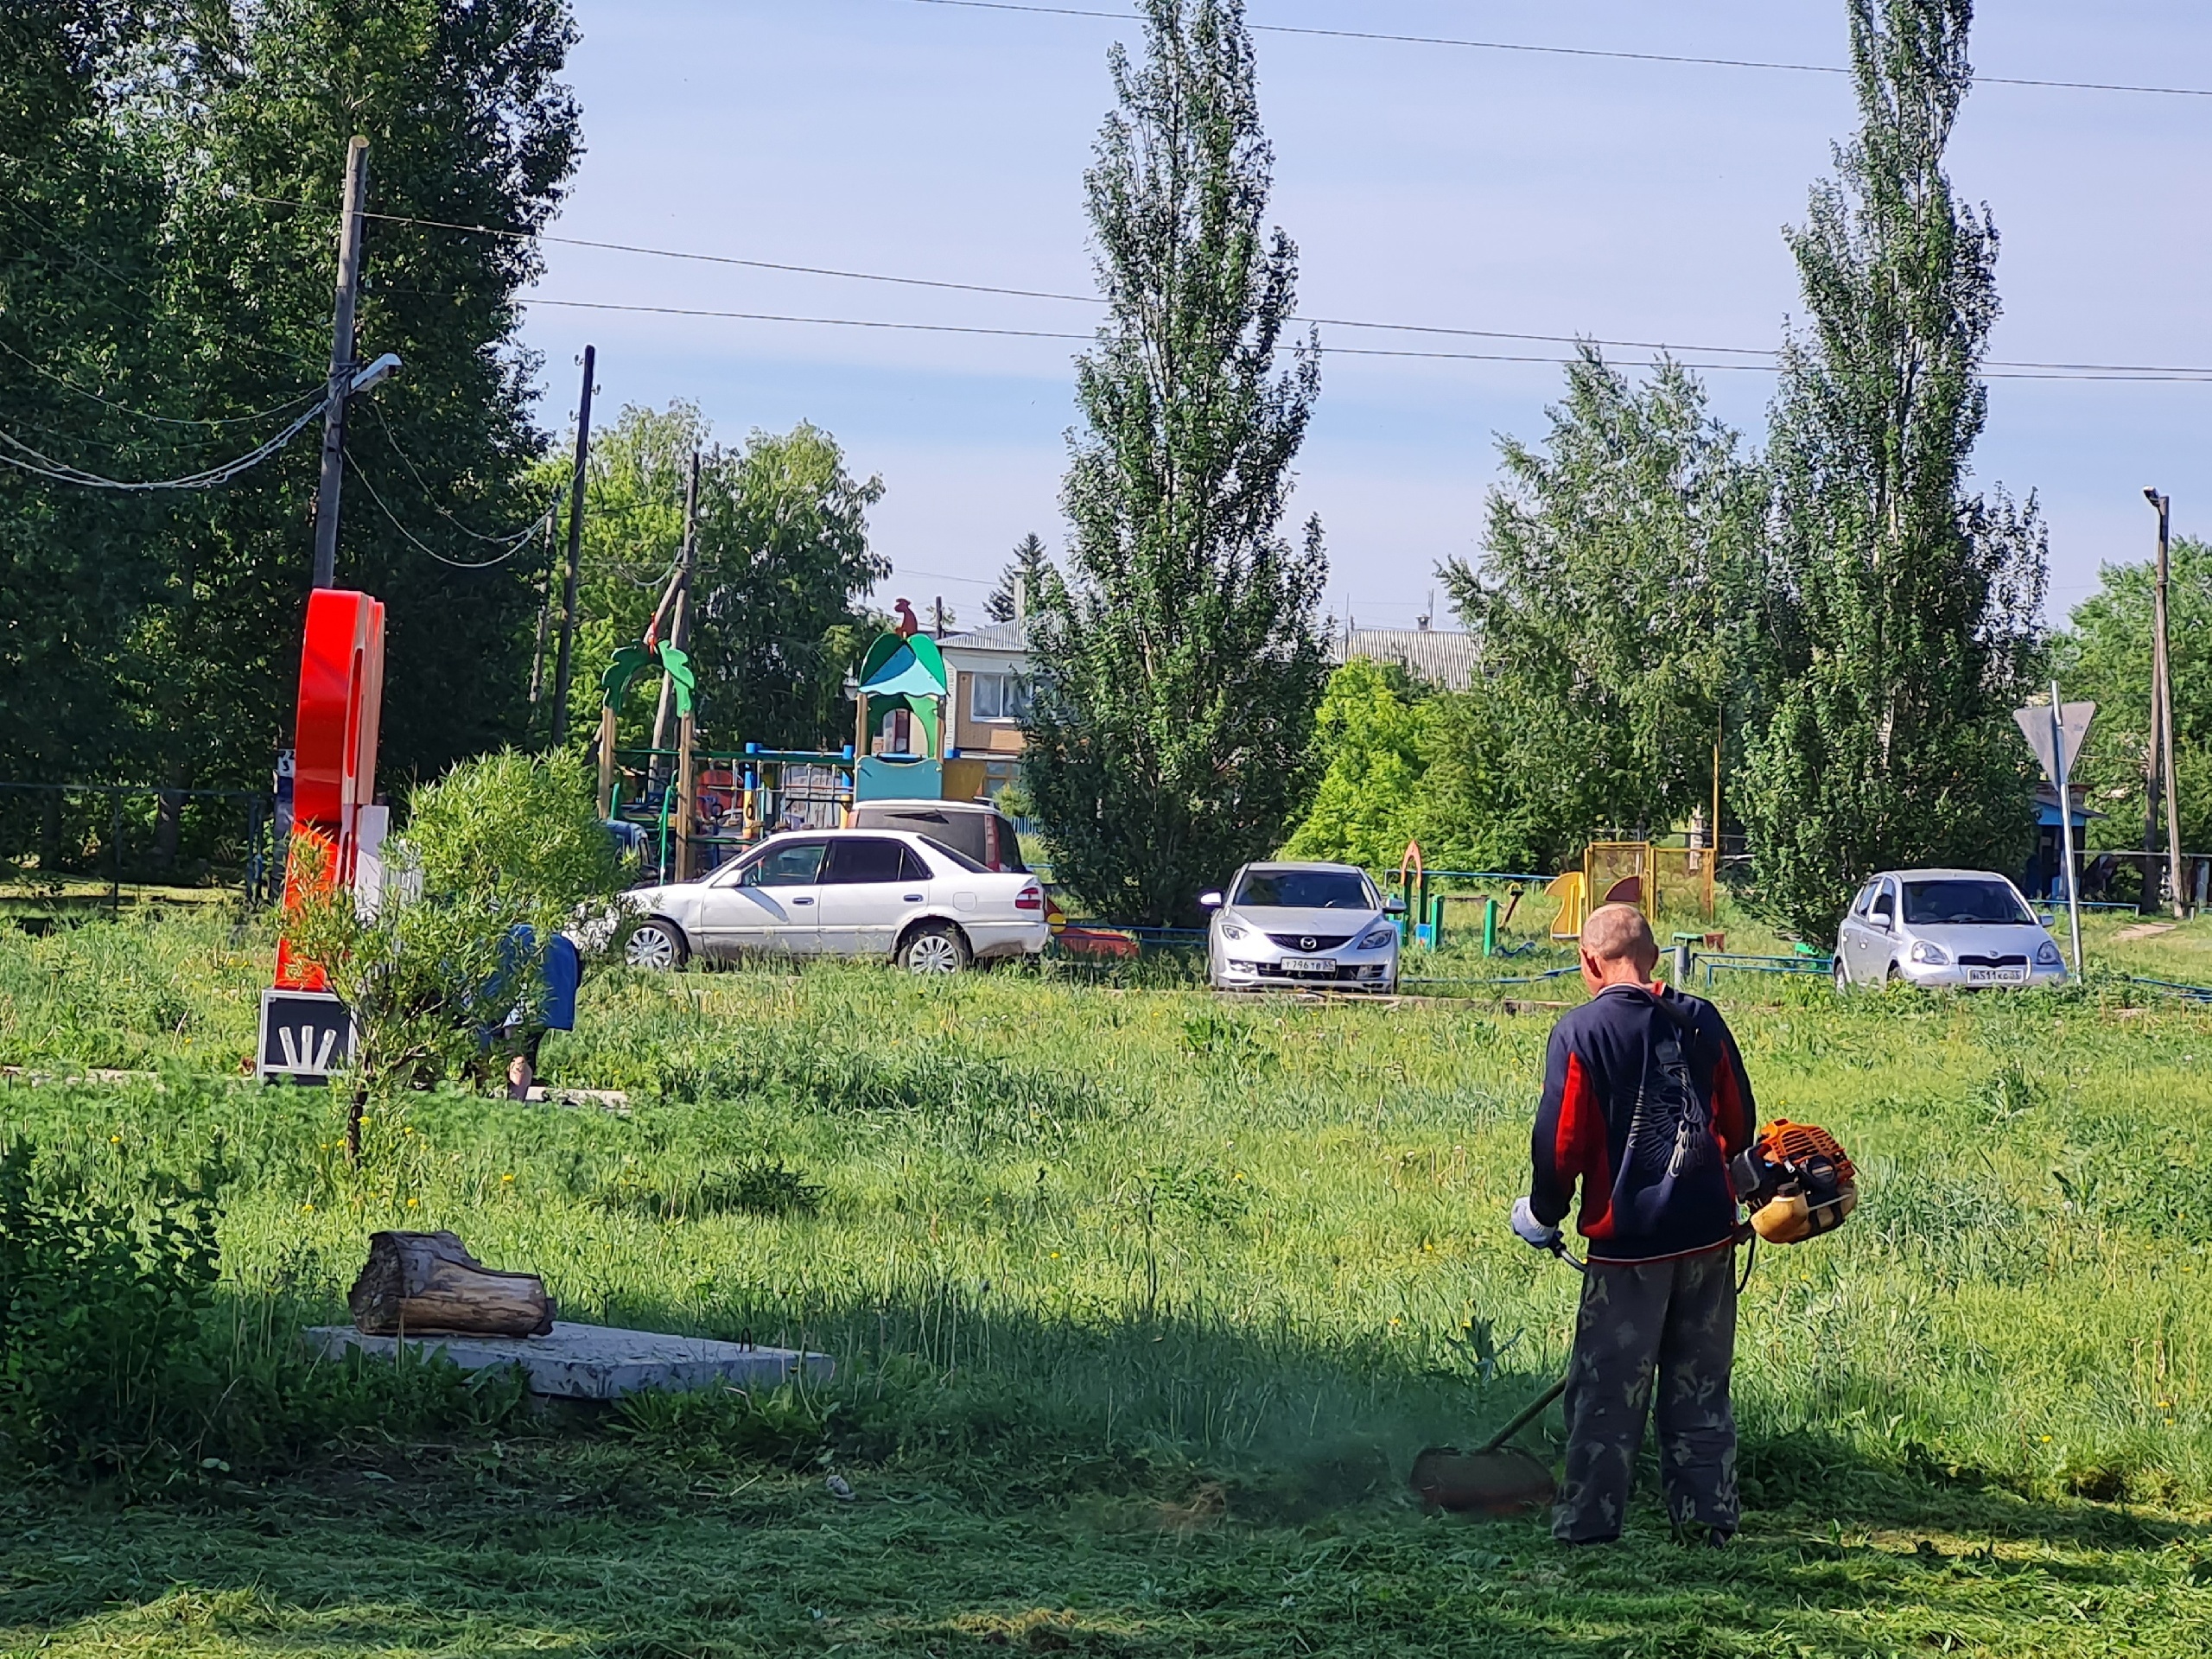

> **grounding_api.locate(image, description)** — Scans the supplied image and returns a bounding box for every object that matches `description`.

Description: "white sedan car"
[1202,861,1404,992]
[622,829,1047,974]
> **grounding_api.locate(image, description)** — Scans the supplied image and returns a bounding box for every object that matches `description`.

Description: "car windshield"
[1234,869,1372,910]
[1902,879,2033,925]
[918,836,988,874]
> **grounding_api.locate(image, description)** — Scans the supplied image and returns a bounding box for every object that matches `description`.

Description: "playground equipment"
[1549,841,1719,939]
[593,624,1013,883]
[1390,842,1551,957]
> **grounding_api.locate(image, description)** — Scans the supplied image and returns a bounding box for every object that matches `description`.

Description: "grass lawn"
[3,911,2210,1656]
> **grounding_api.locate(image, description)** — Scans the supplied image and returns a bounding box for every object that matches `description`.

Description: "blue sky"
[513,1,2212,632]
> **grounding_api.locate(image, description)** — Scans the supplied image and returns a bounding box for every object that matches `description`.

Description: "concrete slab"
[306,1320,832,1400]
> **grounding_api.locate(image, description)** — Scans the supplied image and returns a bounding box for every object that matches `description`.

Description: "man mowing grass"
[1511,902,1758,1546]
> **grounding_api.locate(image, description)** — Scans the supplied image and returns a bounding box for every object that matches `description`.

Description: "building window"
[970,671,1031,721]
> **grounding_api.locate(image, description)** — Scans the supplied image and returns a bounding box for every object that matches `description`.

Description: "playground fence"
[0,781,274,913]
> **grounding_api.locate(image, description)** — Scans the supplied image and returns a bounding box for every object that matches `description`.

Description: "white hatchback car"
[1832,868,2068,991]
[622,829,1047,974]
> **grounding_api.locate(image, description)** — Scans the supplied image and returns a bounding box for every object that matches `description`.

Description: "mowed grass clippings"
[3,909,2211,1656]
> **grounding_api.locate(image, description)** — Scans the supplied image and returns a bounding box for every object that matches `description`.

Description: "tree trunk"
[153,762,189,874]
[347,1230,555,1337]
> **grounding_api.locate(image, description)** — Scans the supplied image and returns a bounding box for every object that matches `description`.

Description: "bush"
[0,1139,222,1478]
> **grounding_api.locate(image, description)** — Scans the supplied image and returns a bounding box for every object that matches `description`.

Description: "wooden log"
[347,1230,554,1338]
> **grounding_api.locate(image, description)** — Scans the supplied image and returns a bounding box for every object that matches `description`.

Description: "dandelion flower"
[2039,1435,2053,1443]
[502,1173,515,1183]
[301,1203,314,1214]
[406,1198,418,1208]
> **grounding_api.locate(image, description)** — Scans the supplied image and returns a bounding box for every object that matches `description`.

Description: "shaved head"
[1582,904,1658,971]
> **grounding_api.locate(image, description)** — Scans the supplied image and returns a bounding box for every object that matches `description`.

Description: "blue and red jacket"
[1529,982,1756,1263]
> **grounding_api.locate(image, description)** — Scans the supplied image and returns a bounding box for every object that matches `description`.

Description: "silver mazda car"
[1201,861,1404,993]
[1832,868,2067,991]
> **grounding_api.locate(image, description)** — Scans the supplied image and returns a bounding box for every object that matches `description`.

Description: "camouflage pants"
[1554,1247,1738,1543]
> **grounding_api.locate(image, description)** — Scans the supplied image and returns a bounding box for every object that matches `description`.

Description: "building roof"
[1329,627,1479,691]
[936,616,1031,653]
[937,616,1481,692]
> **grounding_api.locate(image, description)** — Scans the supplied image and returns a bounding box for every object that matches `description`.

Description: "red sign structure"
[275,588,387,989]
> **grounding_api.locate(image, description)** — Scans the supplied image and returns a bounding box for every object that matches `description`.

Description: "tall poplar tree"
[1024,0,1327,925]
[1742,0,2045,936]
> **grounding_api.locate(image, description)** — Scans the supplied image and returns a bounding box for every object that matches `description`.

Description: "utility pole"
[650,448,702,775]
[310,137,369,589]
[548,344,596,747]
[2145,488,2183,915]
[526,516,556,720]
[933,595,945,638]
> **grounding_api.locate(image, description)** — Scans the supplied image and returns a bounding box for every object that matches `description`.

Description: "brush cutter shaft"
[1478,1375,1568,1455]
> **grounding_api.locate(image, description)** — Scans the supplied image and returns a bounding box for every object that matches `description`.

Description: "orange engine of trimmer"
[1730,1119,1857,1243]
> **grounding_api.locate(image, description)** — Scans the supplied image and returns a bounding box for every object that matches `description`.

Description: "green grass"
[3,911,2212,1656]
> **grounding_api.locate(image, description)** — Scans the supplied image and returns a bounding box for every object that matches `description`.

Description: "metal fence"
[0,782,275,913]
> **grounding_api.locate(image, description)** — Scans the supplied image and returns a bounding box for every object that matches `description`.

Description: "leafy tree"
[1283,661,1549,877]
[1438,348,1763,863]
[551,404,888,753]
[2056,539,2212,860]
[1025,0,1328,925]
[1740,0,2045,937]
[1282,660,1427,871]
[285,748,623,1164]
[985,533,1060,624]
[0,0,582,816]
[0,4,175,825]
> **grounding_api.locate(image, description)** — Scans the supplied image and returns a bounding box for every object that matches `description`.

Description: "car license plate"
[1967,966,2026,984]
[1282,957,1335,975]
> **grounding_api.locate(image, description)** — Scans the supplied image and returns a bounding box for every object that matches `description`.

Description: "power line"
[260,199,2212,382]
[363,399,575,545]
[342,448,559,569]
[0,397,329,490]
[520,296,2212,382]
[0,339,327,429]
[899,0,2212,99]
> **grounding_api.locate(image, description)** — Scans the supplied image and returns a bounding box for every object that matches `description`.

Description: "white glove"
[1510,1196,1562,1250]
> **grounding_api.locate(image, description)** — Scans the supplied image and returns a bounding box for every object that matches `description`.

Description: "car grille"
[1957,954,2028,969]
[1267,932,1352,951]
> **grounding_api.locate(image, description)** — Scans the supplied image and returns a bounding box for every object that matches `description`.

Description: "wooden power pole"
[650,449,702,777]
[2147,489,2185,914]
[548,344,596,747]
[310,137,369,590]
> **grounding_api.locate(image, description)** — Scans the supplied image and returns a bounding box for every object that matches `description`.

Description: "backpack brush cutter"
[1410,1119,1858,1516]
[1731,1119,1858,1243]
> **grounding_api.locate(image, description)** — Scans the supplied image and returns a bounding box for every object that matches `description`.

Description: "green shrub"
[0,1138,222,1478]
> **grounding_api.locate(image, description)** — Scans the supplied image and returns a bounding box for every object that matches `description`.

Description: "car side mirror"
[1871,904,1893,929]
[1198,891,1224,910]
[1383,896,1408,915]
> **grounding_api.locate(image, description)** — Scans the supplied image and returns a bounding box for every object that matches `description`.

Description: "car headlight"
[1908,940,1949,966]
[1219,924,1247,941]
[1358,925,1397,950]
[2036,940,2063,967]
